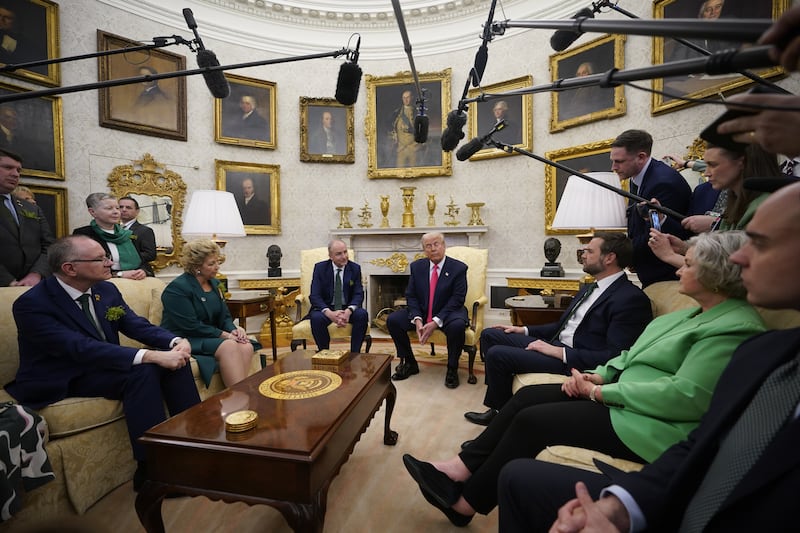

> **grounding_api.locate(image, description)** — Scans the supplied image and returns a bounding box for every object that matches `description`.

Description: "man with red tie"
[387,232,469,388]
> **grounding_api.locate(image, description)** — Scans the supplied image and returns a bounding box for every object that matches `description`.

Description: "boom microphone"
[550,7,595,52]
[182,8,230,99]
[414,114,429,144]
[456,120,506,161]
[336,36,362,106]
[441,109,467,151]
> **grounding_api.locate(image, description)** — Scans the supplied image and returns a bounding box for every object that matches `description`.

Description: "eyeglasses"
[68,255,112,264]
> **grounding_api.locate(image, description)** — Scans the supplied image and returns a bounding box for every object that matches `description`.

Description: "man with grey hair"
[227,94,269,141]
[387,232,469,388]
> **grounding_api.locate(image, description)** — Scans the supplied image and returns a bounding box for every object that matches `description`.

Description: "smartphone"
[649,209,662,231]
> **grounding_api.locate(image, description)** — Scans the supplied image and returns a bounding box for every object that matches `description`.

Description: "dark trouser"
[498,459,608,533]
[69,363,200,461]
[456,384,644,515]
[386,308,466,369]
[481,328,569,410]
[309,308,369,353]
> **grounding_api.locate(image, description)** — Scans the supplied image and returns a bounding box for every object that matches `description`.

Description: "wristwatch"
[116,271,123,278]
[589,385,600,403]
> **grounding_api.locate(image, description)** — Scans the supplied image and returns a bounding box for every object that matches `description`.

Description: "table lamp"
[182,190,246,297]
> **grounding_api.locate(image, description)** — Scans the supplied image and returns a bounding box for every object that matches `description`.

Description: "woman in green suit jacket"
[160,239,255,387]
[402,231,766,526]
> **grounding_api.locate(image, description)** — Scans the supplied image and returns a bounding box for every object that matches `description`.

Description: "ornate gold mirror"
[107,153,186,271]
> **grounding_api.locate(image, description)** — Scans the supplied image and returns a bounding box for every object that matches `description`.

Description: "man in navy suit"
[307,239,369,353]
[387,232,469,389]
[465,233,652,426]
[5,235,200,491]
[497,181,800,532]
[611,130,692,287]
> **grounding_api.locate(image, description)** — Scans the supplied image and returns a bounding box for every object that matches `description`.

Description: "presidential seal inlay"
[259,369,342,400]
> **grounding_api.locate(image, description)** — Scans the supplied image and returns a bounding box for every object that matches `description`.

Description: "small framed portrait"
[97,30,187,141]
[544,138,615,234]
[299,97,354,163]
[651,0,788,115]
[19,182,66,237]
[215,159,280,235]
[466,75,533,161]
[215,73,276,149]
[0,80,63,179]
[365,68,452,179]
[550,34,626,132]
[0,0,60,87]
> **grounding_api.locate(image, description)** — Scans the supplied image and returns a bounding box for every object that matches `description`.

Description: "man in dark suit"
[307,239,369,353]
[308,110,346,155]
[497,181,800,533]
[387,232,469,389]
[611,129,692,287]
[4,235,200,491]
[0,148,53,286]
[465,233,652,426]
[118,196,156,277]
[236,177,270,226]
[226,94,270,141]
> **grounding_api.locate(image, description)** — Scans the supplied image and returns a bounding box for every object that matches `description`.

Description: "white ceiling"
[97,0,594,59]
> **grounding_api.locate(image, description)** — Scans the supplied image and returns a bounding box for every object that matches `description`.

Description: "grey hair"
[687,230,747,299]
[327,239,346,253]
[421,232,445,246]
[48,235,93,273]
[85,192,116,209]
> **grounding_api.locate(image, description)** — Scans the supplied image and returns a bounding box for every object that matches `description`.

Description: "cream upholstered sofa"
[512,280,800,473]
[0,277,261,526]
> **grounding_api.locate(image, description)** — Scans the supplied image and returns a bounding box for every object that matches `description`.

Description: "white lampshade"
[551,172,627,230]
[182,190,246,238]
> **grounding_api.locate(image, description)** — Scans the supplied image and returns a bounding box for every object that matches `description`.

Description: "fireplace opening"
[369,274,408,332]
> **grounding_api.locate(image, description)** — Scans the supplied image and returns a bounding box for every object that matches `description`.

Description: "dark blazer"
[405,256,469,326]
[72,225,151,275]
[627,158,692,287]
[160,273,236,344]
[307,260,364,314]
[0,197,54,286]
[527,275,653,371]
[688,180,722,216]
[5,277,176,409]
[127,221,156,276]
[605,327,800,532]
[237,195,270,226]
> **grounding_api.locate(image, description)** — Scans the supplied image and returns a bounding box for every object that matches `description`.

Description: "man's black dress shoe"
[402,454,461,508]
[392,360,420,380]
[464,408,498,426]
[420,483,473,527]
[460,439,474,450]
[444,367,459,389]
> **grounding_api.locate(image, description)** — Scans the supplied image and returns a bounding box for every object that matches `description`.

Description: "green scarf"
[90,220,141,270]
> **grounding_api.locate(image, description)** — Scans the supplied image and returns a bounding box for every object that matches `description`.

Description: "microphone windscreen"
[441,110,467,151]
[197,49,230,99]
[182,8,198,29]
[471,45,488,87]
[414,115,429,144]
[550,7,595,52]
[456,137,485,161]
[335,62,362,106]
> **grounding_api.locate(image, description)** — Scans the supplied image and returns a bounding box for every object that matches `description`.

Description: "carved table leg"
[135,481,168,533]
[384,382,398,445]
[274,485,327,532]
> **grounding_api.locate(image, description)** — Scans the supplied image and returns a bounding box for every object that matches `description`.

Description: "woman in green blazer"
[402,231,767,525]
[160,239,255,387]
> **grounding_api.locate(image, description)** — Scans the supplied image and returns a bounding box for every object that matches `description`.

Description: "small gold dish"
[225,410,258,432]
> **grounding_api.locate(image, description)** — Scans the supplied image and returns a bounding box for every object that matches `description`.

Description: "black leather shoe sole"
[464,409,497,426]
[420,484,473,527]
[402,454,461,508]
[460,439,474,450]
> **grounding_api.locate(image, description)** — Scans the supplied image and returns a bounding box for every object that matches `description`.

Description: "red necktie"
[426,264,439,323]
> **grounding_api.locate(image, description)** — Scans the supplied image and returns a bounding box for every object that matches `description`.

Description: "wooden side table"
[506,274,583,297]
[226,294,277,364]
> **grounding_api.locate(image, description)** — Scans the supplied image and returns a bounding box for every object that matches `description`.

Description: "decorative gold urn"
[426,193,436,226]
[380,195,390,228]
[400,186,416,228]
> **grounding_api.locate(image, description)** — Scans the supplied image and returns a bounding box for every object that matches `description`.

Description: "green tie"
[77,293,105,339]
[334,268,344,311]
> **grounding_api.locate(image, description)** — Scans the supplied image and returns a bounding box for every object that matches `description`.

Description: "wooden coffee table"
[135,350,397,532]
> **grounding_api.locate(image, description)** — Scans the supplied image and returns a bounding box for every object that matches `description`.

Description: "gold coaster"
[224,410,258,432]
[259,370,343,400]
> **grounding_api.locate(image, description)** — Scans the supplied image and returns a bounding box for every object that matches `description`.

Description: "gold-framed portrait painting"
[215,160,280,235]
[365,68,452,179]
[97,30,187,141]
[651,0,787,115]
[215,73,276,149]
[299,97,354,163]
[544,139,615,234]
[0,0,60,87]
[466,75,533,161]
[550,34,626,132]
[22,182,67,237]
[0,80,63,179]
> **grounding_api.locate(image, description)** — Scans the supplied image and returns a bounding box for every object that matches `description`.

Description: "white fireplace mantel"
[331,225,488,251]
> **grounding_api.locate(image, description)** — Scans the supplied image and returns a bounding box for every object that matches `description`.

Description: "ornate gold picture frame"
[22,182,67,237]
[215,160,280,235]
[651,0,787,115]
[544,139,615,235]
[365,68,452,179]
[97,30,187,141]
[466,75,533,161]
[0,0,60,87]
[107,153,187,272]
[299,97,354,163]
[215,73,276,149]
[550,34,626,132]
[0,80,64,179]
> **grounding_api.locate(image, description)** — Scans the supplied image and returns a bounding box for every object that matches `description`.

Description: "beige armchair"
[407,246,488,385]
[290,247,372,352]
